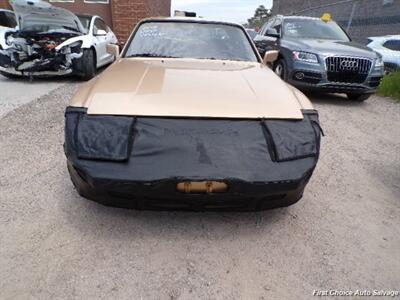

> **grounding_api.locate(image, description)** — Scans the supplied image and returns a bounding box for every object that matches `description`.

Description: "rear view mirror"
[265,28,280,38]
[263,50,279,66]
[107,44,120,58]
[95,29,107,36]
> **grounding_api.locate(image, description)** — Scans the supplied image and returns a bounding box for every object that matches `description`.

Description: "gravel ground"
[0,75,68,118]
[0,84,399,300]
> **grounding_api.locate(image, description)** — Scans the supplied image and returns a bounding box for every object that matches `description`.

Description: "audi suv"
[254,15,385,101]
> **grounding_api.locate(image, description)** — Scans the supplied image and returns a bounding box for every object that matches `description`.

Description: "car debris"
[0,0,118,80]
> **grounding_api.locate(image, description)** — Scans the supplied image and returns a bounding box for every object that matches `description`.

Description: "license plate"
[177,181,228,194]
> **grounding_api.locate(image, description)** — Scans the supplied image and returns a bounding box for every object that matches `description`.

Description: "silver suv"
[254,15,385,101]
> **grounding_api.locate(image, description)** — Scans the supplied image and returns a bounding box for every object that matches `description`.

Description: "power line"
[293,0,357,15]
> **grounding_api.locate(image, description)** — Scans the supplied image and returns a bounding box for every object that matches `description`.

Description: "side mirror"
[106,44,120,58]
[263,50,279,66]
[95,29,107,36]
[265,28,280,38]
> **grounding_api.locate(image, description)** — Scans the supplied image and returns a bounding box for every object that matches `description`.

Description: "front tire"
[346,93,371,102]
[274,59,288,81]
[77,49,96,81]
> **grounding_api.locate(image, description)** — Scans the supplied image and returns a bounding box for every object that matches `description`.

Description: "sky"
[171,0,274,24]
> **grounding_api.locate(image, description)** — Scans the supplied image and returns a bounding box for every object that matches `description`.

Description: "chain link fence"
[272,0,400,43]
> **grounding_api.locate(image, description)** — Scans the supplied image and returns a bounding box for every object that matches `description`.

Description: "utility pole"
[347,0,358,32]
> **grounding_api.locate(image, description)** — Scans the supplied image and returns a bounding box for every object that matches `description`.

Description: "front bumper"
[65,107,323,211]
[68,161,313,211]
[0,47,81,77]
[0,65,73,77]
[287,60,384,94]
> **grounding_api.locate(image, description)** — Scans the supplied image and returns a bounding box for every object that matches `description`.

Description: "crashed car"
[0,0,118,79]
[64,18,324,211]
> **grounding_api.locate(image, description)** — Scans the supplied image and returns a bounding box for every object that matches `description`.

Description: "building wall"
[146,0,171,18]
[0,0,11,10]
[272,0,400,42]
[111,0,171,43]
[111,0,146,44]
[49,0,113,28]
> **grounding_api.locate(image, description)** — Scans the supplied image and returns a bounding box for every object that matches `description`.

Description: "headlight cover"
[375,57,384,68]
[293,51,319,64]
[6,35,14,46]
[59,41,83,54]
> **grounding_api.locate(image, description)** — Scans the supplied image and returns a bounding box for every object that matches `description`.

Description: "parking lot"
[0,75,68,118]
[0,75,399,299]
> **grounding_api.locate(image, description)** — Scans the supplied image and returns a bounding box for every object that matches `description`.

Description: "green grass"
[378,71,400,102]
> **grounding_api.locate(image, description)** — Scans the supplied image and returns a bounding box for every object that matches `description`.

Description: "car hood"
[285,38,378,58]
[72,58,307,119]
[11,0,85,34]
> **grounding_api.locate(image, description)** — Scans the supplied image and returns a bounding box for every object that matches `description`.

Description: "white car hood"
[11,0,85,34]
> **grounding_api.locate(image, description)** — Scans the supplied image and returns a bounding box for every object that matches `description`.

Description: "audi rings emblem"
[340,60,359,69]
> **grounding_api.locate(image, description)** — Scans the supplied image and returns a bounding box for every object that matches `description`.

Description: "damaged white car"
[0,0,118,80]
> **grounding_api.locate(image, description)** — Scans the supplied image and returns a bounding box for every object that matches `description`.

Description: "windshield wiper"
[198,57,243,62]
[127,53,179,58]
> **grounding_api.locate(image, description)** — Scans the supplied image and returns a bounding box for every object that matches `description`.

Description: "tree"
[245,5,272,29]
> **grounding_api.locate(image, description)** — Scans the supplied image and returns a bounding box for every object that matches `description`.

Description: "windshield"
[0,11,16,28]
[78,16,91,31]
[124,22,259,62]
[283,19,350,41]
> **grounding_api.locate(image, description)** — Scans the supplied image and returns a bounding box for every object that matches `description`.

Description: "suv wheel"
[346,93,371,102]
[274,59,287,81]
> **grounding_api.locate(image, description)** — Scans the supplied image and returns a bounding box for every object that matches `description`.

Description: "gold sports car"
[64,17,323,211]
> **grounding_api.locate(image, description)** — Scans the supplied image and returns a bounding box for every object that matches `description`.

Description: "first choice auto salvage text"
[313,290,399,297]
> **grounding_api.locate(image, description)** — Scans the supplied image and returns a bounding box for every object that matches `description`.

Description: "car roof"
[139,17,245,28]
[368,35,400,40]
[277,15,322,21]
